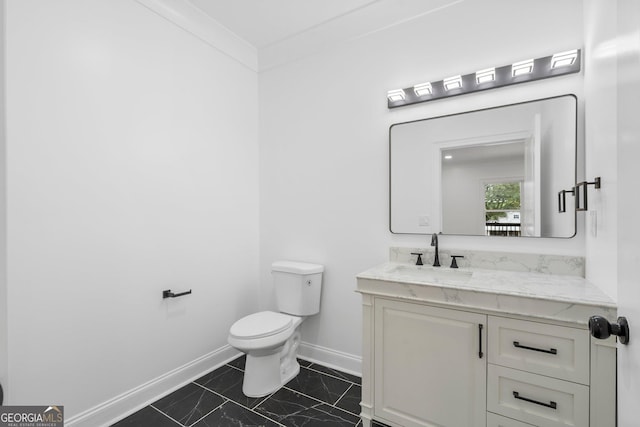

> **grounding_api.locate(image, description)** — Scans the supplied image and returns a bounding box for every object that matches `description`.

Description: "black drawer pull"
[513,391,557,409]
[513,341,557,355]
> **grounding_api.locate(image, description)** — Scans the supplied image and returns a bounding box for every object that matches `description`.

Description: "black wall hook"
[589,315,629,344]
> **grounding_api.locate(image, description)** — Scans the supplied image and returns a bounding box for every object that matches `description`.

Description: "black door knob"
[589,316,630,345]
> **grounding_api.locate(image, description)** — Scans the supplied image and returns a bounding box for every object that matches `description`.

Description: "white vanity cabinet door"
[374,298,487,427]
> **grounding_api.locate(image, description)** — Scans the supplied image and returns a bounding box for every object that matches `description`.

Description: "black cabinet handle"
[478,324,484,359]
[513,391,557,410]
[513,341,557,355]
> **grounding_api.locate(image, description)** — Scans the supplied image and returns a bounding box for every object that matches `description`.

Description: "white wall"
[615,1,640,424]
[0,0,7,403]
[583,1,618,301]
[584,1,640,422]
[259,0,585,368]
[4,0,258,420]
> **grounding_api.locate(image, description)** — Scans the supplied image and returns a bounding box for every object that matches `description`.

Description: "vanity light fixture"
[387,89,406,102]
[387,49,581,109]
[511,59,534,77]
[443,75,463,91]
[475,68,496,84]
[551,49,578,68]
[414,82,433,96]
[444,155,453,160]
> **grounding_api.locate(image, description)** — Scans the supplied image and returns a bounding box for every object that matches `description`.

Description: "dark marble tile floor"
[111,355,379,427]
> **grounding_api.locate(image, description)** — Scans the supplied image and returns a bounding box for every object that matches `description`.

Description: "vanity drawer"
[487,365,589,427]
[487,412,535,427]
[488,316,590,384]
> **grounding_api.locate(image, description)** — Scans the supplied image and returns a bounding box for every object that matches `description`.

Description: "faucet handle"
[450,255,464,269]
[410,252,424,266]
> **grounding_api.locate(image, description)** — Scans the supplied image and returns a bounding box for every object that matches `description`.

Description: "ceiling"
[185,0,462,70]
[188,0,380,49]
[442,141,526,166]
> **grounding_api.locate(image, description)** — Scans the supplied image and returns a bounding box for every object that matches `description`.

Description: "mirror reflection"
[390,95,577,238]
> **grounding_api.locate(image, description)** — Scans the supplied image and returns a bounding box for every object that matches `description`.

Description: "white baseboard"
[66,345,241,427]
[297,341,362,377]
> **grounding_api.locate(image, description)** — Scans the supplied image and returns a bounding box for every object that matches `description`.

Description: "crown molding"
[136,0,258,72]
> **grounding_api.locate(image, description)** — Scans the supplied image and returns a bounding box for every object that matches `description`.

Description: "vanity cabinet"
[373,298,486,427]
[359,292,616,427]
[486,316,590,427]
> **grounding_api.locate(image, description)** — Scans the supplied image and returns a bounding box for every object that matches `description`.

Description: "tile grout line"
[312,403,362,426]
[226,363,245,374]
[295,365,362,416]
[181,390,229,427]
[333,383,354,406]
[253,392,275,409]
[236,401,287,427]
[192,380,228,401]
[149,404,187,426]
[303,364,362,387]
[192,380,286,427]
[282,386,361,419]
[152,392,229,427]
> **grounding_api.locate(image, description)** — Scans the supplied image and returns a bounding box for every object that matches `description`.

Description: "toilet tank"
[272,261,324,316]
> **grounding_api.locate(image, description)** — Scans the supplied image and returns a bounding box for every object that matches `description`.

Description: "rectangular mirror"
[390,95,577,237]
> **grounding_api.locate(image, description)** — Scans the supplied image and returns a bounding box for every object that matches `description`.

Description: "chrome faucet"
[431,233,441,267]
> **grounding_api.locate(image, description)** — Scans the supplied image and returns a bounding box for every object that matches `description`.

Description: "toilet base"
[241,329,301,397]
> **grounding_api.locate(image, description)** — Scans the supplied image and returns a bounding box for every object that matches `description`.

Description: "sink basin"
[386,264,472,284]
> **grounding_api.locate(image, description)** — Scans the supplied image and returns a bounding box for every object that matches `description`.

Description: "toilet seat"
[228,311,302,353]
[229,311,293,340]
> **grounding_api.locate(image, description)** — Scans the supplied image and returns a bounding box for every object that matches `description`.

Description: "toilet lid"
[229,311,293,339]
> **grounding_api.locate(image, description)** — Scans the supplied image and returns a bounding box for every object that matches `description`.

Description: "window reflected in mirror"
[484,181,522,237]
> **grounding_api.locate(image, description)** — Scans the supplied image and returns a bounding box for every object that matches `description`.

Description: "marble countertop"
[357,262,617,326]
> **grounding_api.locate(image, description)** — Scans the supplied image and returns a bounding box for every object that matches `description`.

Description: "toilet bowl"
[228,261,323,397]
[228,311,303,397]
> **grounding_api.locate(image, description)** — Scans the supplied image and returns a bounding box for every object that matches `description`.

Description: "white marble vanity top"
[357,262,617,326]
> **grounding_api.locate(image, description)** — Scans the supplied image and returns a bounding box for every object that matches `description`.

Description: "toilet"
[228,260,324,397]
